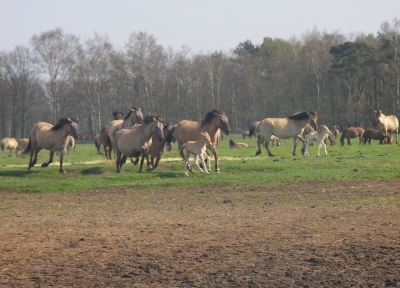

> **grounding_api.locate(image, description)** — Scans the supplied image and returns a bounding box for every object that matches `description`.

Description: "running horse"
[99,111,124,159]
[374,110,399,144]
[166,109,231,173]
[24,118,79,174]
[250,111,318,156]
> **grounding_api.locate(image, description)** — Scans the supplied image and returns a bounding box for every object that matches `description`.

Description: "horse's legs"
[293,135,305,156]
[205,151,211,172]
[255,136,265,156]
[208,145,220,173]
[59,153,65,173]
[320,141,328,155]
[304,142,309,156]
[200,154,209,175]
[152,156,161,171]
[41,151,54,168]
[193,155,204,173]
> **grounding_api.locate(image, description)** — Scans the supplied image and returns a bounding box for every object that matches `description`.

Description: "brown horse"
[114,114,164,173]
[99,111,124,160]
[362,129,388,145]
[147,122,173,171]
[24,118,79,173]
[1,138,21,157]
[166,109,231,173]
[229,139,249,148]
[108,107,144,157]
[375,110,399,144]
[340,127,364,146]
[250,111,318,156]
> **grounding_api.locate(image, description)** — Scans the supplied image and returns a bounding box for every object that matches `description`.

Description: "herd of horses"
[2,107,398,175]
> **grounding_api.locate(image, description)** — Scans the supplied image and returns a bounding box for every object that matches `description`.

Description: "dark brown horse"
[362,129,388,145]
[147,122,173,171]
[166,109,231,173]
[340,127,364,146]
[24,118,79,174]
[99,111,123,159]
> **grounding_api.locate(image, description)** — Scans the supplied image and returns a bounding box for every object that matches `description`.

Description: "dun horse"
[250,111,318,156]
[304,125,333,156]
[166,109,231,173]
[229,139,249,148]
[99,111,124,160]
[375,110,399,144]
[183,132,213,176]
[332,125,340,138]
[147,122,173,171]
[340,127,364,146]
[108,107,144,157]
[1,138,21,157]
[18,138,29,151]
[114,114,164,173]
[24,118,79,173]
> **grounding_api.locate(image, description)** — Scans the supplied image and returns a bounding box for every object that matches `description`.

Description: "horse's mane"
[52,118,78,131]
[113,110,124,119]
[143,114,161,124]
[288,111,317,121]
[200,109,225,126]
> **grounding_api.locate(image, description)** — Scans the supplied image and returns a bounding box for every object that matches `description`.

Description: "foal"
[304,125,333,156]
[182,132,213,176]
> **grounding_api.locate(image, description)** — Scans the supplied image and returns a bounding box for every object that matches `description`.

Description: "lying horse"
[229,139,249,148]
[375,110,399,144]
[1,138,21,157]
[114,114,164,173]
[100,111,124,159]
[183,132,213,176]
[362,129,388,145]
[24,118,79,173]
[250,111,318,156]
[166,109,231,173]
[340,127,364,146]
[304,125,333,156]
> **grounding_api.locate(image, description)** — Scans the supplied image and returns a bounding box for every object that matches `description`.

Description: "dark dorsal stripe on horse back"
[51,118,78,131]
[287,111,317,121]
[201,109,225,126]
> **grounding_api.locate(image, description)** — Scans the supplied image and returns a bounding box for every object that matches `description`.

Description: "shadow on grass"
[80,167,103,175]
[0,170,36,177]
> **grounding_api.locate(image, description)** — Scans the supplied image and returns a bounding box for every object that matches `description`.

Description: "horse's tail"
[340,131,345,145]
[23,136,32,155]
[165,126,177,144]
[249,121,260,137]
[0,141,4,152]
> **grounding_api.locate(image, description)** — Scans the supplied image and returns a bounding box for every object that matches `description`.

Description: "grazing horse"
[108,107,144,157]
[340,127,364,146]
[304,125,333,156]
[375,110,399,144]
[94,134,102,154]
[333,125,340,138]
[24,118,79,173]
[182,132,213,176]
[325,134,335,146]
[147,122,173,171]
[18,138,29,151]
[242,130,250,139]
[229,139,249,148]
[166,109,231,173]
[362,129,388,145]
[250,111,318,156]
[114,114,164,173]
[99,111,124,159]
[1,138,21,157]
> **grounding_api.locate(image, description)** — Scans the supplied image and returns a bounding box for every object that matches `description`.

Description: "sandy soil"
[1,179,399,287]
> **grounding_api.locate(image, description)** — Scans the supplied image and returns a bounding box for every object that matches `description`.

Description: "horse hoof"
[255,151,261,156]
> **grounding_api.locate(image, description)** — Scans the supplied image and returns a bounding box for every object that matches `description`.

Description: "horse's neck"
[143,122,156,141]
[123,115,135,128]
[201,120,219,142]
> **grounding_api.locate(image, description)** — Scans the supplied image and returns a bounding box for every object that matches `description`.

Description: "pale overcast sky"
[0,0,398,53]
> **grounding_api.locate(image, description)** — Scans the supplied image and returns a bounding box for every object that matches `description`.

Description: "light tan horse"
[183,132,213,176]
[108,107,144,156]
[24,118,79,173]
[304,125,333,156]
[250,111,318,156]
[66,135,75,154]
[114,114,165,173]
[375,110,399,144]
[229,139,249,148]
[166,109,231,173]
[18,138,29,151]
[1,138,21,157]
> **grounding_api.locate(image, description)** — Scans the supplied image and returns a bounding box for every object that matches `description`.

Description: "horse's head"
[67,118,80,139]
[308,112,318,130]
[113,111,124,120]
[229,139,235,146]
[216,110,231,135]
[374,110,383,124]
[151,117,165,142]
[131,107,144,124]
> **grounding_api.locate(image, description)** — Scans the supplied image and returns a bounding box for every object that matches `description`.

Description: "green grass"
[0,133,399,193]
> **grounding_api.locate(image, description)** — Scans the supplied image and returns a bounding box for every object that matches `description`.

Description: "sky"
[0,0,399,54]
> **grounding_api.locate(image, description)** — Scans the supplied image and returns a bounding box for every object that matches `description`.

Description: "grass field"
[0,133,399,193]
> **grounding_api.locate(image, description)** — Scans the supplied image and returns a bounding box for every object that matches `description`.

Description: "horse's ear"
[152,117,157,122]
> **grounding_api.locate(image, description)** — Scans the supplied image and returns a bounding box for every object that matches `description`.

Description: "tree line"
[1,18,399,140]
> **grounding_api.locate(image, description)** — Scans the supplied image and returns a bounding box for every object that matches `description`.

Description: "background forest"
[1,18,399,140]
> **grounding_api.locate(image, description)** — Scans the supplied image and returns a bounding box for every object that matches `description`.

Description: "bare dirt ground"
[1,179,400,287]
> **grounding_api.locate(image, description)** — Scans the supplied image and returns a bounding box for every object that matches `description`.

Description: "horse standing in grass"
[1,138,21,157]
[375,110,399,144]
[18,138,29,151]
[250,111,318,156]
[362,129,388,145]
[99,111,124,159]
[304,125,333,156]
[183,132,213,176]
[166,109,231,173]
[114,114,164,173]
[340,127,364,146]
[24,118,79,174]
